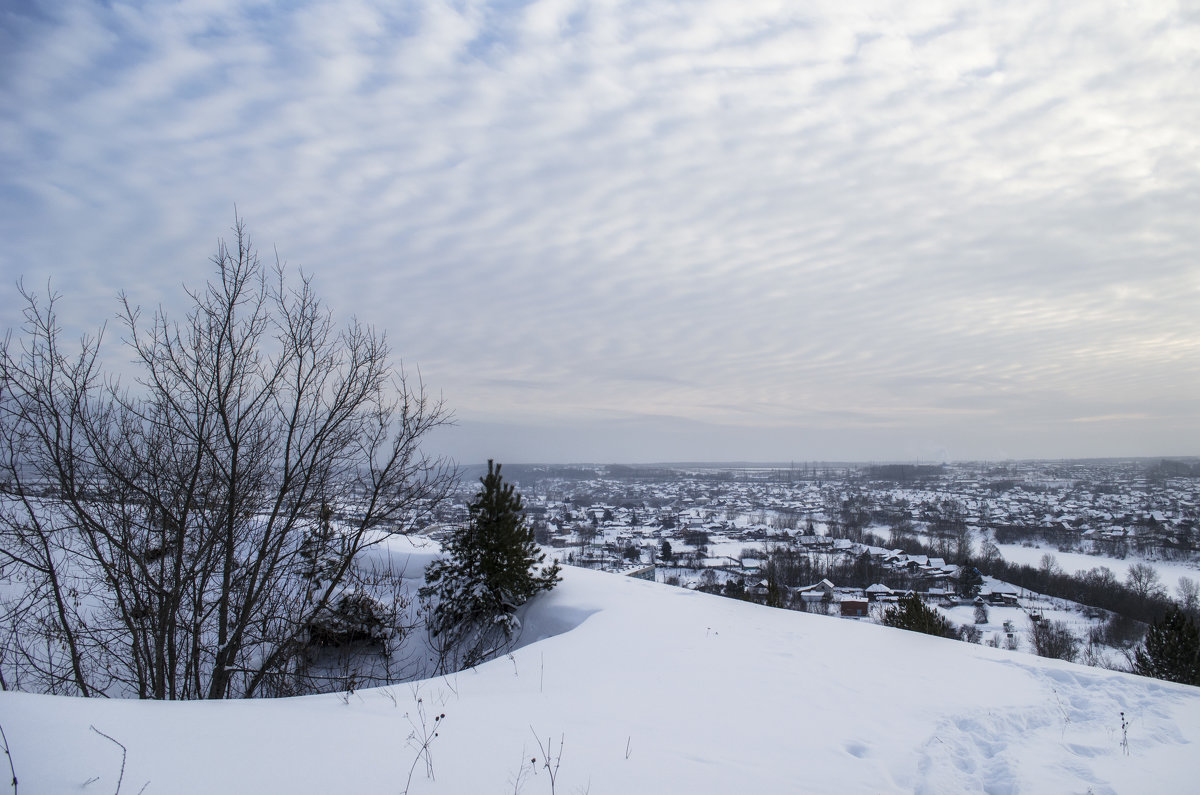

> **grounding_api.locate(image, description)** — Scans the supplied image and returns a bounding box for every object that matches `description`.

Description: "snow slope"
[3,566,1199,794]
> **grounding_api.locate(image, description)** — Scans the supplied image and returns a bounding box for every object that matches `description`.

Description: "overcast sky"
[2,1,1198,465]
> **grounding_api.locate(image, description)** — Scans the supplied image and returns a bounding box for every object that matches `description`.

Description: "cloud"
[1,0,1197,461]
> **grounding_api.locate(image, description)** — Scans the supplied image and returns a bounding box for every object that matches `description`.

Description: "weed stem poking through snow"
[401,697,445,794]
[88,726,126,795]
[530,728,564,794]
[0,722,16,794]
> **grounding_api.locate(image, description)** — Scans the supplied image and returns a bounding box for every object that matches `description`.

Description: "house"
[865,583,894,601]
[746,579,770,598]
[793,578,836,603]
[985,590,1020,606]
[621,564,656,582]
[840,598,869,618]
[740,557,763,576]
[925,587,954,605]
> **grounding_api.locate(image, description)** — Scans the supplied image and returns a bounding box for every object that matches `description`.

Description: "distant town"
[439,458,1199,567]
[421,458,1200,661]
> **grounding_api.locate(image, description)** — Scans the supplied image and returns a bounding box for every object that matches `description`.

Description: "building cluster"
[419,459,1200,618]
[485,459,1197,563]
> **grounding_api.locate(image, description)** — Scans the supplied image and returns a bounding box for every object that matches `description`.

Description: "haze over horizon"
[449,454,1200,470]
[3,1,1198,465]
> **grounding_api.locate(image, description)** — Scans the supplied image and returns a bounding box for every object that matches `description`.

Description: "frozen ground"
[3,563,1199,794]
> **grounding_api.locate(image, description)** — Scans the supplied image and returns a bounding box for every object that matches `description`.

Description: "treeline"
[496,464,600,483]
[994,526,1200,560]
[605,465,684,480]
[758,547,926,593]
[975,558,1176,627]
[865,525,1181,627]
[863,464,944,484]
[1148,459,1200,479]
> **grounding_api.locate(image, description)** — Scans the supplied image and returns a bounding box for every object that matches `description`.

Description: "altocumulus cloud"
[1,0,1197,463]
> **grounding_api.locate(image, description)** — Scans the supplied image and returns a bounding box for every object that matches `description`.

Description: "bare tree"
[1126,563,1166,601]
[1178,576,1200,616]
[978,538,1001,567]
[1031,618,1079,662]
[889,519,916,550]
[0,217,453,699]
[1039,553,1062,578]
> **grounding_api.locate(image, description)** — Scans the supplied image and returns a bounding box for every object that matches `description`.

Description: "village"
[423,458,1200,656]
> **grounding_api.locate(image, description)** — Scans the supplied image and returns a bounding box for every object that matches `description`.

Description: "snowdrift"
[3,565,1199,794]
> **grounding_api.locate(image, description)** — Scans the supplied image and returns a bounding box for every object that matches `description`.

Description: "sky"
[1,0,1198,465]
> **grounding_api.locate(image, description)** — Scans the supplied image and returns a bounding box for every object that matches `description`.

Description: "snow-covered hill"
[3,564,1199,794]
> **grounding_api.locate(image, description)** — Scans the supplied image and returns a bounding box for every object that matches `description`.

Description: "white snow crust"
[3,565,1199,794]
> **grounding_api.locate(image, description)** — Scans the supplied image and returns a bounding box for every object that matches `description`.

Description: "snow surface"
[996,543,1200,588]
[356,532,445,581]
[3,565,1200,794]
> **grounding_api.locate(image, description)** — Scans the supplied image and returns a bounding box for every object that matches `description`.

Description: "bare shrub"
[0,218,453,698]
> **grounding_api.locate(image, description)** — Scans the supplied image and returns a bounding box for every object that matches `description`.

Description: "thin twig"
[509,744,533,795]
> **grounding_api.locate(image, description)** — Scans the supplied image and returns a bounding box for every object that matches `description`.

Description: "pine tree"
[957,566,984,598]
[882,593,956,639]
[422,460,560,667]
[1134,606,1200,686]
[765,569,785,608]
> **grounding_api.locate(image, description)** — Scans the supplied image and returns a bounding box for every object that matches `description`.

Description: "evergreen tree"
[882,593,956,639]
[422,460,560,667]
[765,569,785,608]
[957,566,984,598]
[1134,606,1200,686]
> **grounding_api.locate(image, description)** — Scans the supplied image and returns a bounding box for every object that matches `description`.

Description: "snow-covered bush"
[306,591,397,649]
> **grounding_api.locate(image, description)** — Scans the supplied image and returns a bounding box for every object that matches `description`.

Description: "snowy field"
[705,537,768,559]
[940,600,1101,654]
[997,543,1200,588]
[3,564,1199,794]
